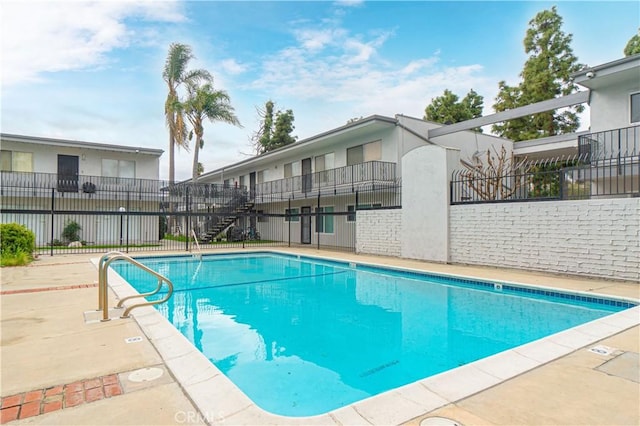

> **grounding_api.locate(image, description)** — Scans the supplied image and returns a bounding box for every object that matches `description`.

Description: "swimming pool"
[110,252,636,417]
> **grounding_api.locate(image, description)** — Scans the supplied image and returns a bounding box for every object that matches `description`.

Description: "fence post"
[50,188,55,256]
[317,192,321,250]
[126,191,130,253]
[288,197,291,248]
[185,186,190,252]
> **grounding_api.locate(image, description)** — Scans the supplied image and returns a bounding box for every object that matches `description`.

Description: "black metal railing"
[578,125,639,160]
[254,161,397,200]
[1,171,168,194]
[451,154,640,204]
[1,170,401,255]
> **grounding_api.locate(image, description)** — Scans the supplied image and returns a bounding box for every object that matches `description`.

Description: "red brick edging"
[0,374,123,423]
[0,283,97,296]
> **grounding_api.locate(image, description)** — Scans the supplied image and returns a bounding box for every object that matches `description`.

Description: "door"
[301,206,311,244]
[302,158,312,193]
[57,155,79,192]
[249,172,256,199]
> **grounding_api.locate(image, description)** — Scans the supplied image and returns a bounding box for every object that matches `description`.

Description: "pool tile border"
[94,252,640,426]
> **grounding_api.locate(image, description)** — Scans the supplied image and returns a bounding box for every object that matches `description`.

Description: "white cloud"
[333,0,364,8]
[294,28,346,51]
[220,59,248,75]
[250,22,491,123]
[0,0,185,86]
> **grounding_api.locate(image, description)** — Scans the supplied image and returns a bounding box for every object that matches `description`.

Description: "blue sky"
[1,1,638,181]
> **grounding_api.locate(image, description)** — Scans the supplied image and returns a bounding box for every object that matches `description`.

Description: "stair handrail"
[202,188,251,241]
[97,252,174,321]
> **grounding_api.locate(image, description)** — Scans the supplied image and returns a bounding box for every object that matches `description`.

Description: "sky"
[1,0,638,181]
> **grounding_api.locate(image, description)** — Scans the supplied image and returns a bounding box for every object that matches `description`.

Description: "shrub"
[1,223,35,256]
[0,223,35,266]
[159,216,167,240]
[61,220,82,242]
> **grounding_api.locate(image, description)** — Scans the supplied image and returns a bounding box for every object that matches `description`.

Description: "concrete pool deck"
[1,248,638,425]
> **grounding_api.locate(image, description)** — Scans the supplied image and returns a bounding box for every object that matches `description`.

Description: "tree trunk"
[192,134,201,183]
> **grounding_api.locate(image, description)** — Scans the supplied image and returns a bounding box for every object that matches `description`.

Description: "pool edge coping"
[93,251,640,426]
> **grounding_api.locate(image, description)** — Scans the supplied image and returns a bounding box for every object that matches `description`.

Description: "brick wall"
[355,209,402,256]
[449,198,640,281]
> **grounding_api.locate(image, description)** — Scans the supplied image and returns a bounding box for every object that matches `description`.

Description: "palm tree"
[162,43,211,184]
[183,82,241,182]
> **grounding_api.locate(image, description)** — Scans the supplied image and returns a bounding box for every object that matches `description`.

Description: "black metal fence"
[451,154,640,204]
[1,171,401,255]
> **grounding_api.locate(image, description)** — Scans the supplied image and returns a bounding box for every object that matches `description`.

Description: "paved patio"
[1,249,638,425]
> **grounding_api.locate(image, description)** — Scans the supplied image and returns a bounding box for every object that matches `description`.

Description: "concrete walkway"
[0,250,638,425]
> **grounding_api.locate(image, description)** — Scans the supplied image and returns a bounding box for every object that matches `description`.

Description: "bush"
[62,220,82,242]
[159,216,167,240]
[0,223,35,266]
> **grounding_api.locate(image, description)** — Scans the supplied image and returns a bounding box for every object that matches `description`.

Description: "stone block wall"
[355,209,402,257]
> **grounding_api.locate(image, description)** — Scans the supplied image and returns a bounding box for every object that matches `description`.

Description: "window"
[1,151,33,172]
[346,141,381,166]
[284,161,300,178]
[285,208,300,222]
[631,92,640,124]
[314,152,334,172]
[347,203,382,222]
[257,210,268,222]
[315,206,334,233]
[315,152,335,183]
[347,205,356,222]
[102,159,135,179]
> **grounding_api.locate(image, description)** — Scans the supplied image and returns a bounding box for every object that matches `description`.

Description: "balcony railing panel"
[578,125,639,160]
[254,161,397,199]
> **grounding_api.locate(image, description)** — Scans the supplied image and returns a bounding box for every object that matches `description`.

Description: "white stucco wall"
[401,145,460,262]
[449,198,640,281]
[397,115,513,166]
[2,140,160,180]
[355,209,401,256]
[588,80,640,133]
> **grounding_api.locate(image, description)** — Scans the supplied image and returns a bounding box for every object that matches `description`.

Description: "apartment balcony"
[253,161,398,200]
[0,171,166,200]
[578,125,639,161]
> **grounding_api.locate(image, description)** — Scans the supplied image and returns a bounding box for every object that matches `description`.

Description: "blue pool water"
[111,253,633,417]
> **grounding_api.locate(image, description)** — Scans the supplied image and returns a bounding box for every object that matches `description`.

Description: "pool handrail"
[97,251,174,321]
[191,229,202,260]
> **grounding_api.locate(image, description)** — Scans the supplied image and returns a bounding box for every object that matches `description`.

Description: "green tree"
[624,29,640,56]
[183,82,241,181]
[424,89,484,131]
[272,109,297,149]
[252,100,275,154]
[492,7,584,141]
[162,43,212,184]
[253,101,296,154]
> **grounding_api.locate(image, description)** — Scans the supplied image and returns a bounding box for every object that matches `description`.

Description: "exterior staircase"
[200,199,254,243]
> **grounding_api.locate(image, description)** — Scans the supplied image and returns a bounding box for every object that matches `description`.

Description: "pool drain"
[420,417,463,426]
[127,367,164,383]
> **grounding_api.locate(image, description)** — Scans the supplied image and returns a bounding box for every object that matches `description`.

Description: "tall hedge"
[0,223,35,256]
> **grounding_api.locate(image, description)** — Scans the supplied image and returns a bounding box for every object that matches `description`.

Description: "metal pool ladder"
[97,251,174,322]
[191,229,202,260]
